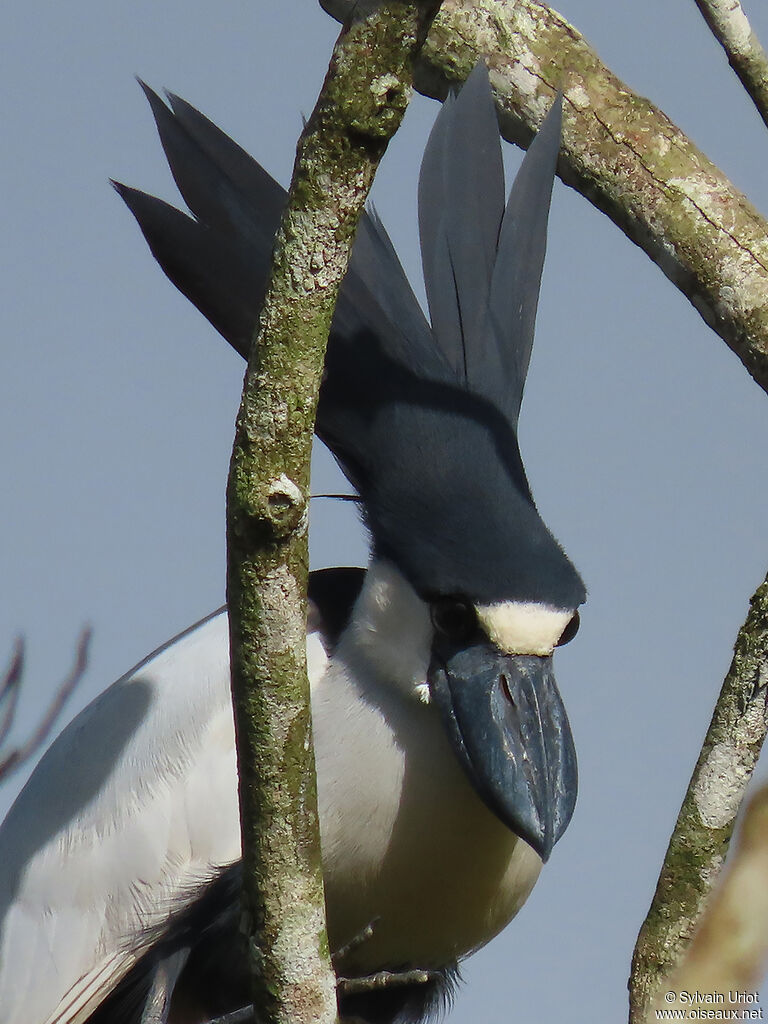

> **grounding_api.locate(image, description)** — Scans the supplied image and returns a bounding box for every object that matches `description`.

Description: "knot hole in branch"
[265,474,306,539]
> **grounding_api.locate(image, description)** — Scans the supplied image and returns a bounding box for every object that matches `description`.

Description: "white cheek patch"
[349,559,433,700]
[477,601,574,656]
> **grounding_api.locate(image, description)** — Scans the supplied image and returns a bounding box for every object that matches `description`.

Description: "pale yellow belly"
[317,691,542,974]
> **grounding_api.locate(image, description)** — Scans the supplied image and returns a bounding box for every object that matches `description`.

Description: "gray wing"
[0,564,355,1024]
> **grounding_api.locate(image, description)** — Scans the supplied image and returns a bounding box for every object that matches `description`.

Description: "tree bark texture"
[226,4,441,1024]
[694,0,768,131]
[325,0,768,399]
[630,572,768,1020]
[647,784,768,1019]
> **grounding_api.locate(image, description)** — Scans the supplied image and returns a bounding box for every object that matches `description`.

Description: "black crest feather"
[115,65,585,608]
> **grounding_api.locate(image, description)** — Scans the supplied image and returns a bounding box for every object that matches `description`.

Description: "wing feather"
[0,612,238,1024]
[0,570,350,1024]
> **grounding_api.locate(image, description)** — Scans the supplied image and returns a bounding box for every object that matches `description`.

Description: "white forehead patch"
[477,601,574,656]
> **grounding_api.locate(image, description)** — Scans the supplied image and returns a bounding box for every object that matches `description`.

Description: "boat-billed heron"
[0,63,585,1024]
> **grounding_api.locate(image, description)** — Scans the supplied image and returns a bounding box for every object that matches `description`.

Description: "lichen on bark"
[225,4,442,1024]
[655,784,768,1009]
[630,573,768,1020]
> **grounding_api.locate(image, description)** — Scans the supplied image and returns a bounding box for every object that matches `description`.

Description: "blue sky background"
[3,1,768,1019]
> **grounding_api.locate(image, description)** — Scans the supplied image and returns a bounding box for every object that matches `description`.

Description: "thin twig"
[0,639,25,748]
[694,0,768,130]
[630,573,768,1019]
[337,970,441,997]
[0,628,91,782]
[331,919,378,964]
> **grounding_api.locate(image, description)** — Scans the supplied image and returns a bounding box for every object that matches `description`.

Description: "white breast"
[0,570,543,1023]
[312,562,542,973]
[313,655,540,973]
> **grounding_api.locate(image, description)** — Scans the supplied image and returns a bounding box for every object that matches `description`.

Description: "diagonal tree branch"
[647,783,768,1019]
[226,4,441,1023]
[629,571,768,1019]
[324,0,768,398]
[694,0,768,131]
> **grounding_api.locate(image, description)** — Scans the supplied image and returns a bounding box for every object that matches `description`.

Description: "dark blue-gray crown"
[115,64,585,609]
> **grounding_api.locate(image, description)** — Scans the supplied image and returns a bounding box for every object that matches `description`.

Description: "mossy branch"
[225,4,441,1024]
[648,783,768,1019]
[629,573,768,1018]
[325,0,768,398]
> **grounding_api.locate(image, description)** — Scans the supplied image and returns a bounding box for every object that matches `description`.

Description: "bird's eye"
[431,597,477,644]
[556,611,580,647]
